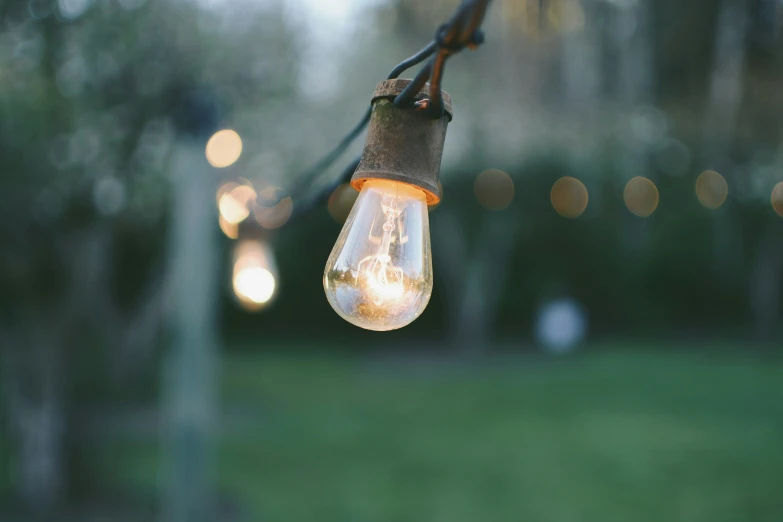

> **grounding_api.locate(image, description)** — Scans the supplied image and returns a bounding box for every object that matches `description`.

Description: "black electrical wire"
[387,41,438,80]
[278,110,370,202]
[287,154,362,222]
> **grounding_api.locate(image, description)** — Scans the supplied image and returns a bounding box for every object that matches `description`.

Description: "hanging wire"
[280,0,492,209]
[287,154,362,220]
[395,0,491,118]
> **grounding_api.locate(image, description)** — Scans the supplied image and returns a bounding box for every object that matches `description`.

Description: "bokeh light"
[474,169,515,210]
[327,184,359,224]
[234,267,276,306]
[624,177,659,217]
[219,215,239,239]
[253,185,293,229]
[772,182,783,218]
[535,298,587,354]
[206,129,243,168]
[550,177,589,218]
[218,183,256,225]
[58,0,92,20]
[232,240,278,311]
[216,181,238,206]
[255,198,293,230]
[695,170,728,209]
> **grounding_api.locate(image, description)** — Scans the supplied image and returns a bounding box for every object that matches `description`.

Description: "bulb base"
[351,79,452,206]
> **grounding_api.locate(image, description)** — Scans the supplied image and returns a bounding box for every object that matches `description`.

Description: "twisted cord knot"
[435,25,486,55]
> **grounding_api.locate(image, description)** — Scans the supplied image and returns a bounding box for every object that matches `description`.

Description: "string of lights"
[230,0,495,331]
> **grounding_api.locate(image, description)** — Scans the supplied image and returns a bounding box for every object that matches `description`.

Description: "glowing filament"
[357,197,404,304]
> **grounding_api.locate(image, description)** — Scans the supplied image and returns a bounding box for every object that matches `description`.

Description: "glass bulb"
[324,179,433,331]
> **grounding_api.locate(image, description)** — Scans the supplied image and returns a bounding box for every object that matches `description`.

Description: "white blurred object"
[92,177,127,217]
[535,298,587,354]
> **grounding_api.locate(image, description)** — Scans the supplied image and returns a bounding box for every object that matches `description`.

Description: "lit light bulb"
[324,180,433,331]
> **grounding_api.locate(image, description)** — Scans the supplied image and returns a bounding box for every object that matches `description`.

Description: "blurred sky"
[283,0,391,100]
[191,0,392,100]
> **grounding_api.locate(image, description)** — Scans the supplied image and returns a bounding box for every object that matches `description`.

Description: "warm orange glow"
[232,240,277,311]
[218,184,256,225]
[624,177,659,217]
[327,184,359,224]
[474,169,515,210]
[772,182,783,218]
[206,129,243,168]
[234,267,276,305]
[551,177,589,218]
[429,181,444,212]
[695,170,728,209]
[219,215,239,239]
[323,180,432,331]
[216,181,238,206]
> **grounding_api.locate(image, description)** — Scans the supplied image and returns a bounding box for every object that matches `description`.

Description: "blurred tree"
[161,91,221,522]
[435,205,523,354]
[0,0,299,514]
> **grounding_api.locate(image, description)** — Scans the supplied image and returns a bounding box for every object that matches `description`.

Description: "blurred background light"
[772,182,783,218]
[92,177,127,217]
[474,169,515,210]
[327,183,359,224]
[216,181,238,206]
[232,239,278,311]
[254,186,293,229]
[551,176,589,218]
[218,183,256,225]
[256,185,279,203]
[206,129,243,168]
[234,267,275,306]
[219,215,239,239]
[624,176,659,217]
[695,170,729,209]
[535,298,587,354]
[57,0,91,20]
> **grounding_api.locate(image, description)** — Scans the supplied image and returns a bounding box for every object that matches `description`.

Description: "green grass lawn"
[115,348,783,521]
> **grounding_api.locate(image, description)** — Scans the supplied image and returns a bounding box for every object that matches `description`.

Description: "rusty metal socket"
[351,79,453,206]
